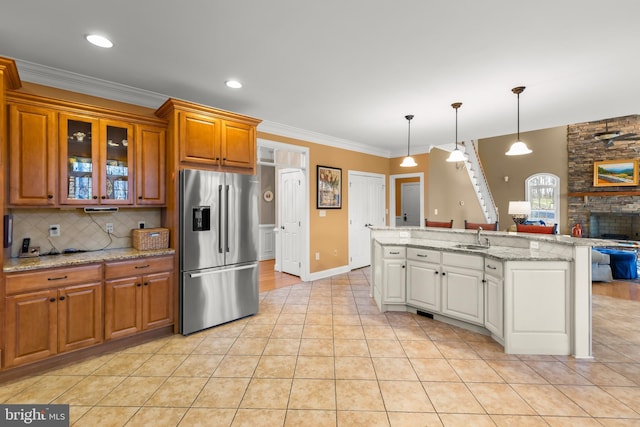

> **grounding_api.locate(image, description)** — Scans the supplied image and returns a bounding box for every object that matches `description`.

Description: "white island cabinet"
[441,252,484,325]
[504,260,571,355]
[369,227,582,356]
[406,247,441,313]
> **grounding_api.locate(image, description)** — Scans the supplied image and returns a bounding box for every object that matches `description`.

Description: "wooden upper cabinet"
[221,120,255,170]
[136,124,166,205]
[9,103,58,206]
[179,111,221,166]
[156,98,261,173]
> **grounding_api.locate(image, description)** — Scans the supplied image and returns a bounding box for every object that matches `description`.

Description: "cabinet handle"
[47,275,68,281]
[417,254,428,258]
[486,265,497,270]
[49,298,56,303]
[47,194,53,199]
[135,264,150,269]
[389,251,400,255]
[59,296,65,301]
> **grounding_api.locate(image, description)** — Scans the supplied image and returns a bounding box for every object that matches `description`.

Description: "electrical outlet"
[105,223,114,233]
[49,224,60,237]
[315,252,320,260]
[138,221,146,229]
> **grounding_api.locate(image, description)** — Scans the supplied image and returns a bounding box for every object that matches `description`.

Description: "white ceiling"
[2,1,639,157]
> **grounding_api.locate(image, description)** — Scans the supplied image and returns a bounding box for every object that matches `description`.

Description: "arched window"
[526,173,559,224]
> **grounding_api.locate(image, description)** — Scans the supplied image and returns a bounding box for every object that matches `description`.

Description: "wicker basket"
[132,228,169,250]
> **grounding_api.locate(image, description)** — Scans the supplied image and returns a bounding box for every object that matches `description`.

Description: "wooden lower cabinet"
[104,256,173,340]
[4,282,102,368]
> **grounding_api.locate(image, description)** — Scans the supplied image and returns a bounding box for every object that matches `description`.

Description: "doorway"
[257,139,310,281]
[400,182,420,226]
[348,171,385,269]
[389,173,425,227]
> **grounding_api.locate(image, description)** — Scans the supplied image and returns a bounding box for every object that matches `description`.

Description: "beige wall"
[478,126,569,234]
[258,132,390,273]
[427,148,485,229]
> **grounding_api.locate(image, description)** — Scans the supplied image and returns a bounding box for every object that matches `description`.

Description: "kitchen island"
[370,226,595,358]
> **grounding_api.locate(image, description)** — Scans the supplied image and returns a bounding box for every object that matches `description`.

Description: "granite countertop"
[4,247,176,273]
[374,237,573,262]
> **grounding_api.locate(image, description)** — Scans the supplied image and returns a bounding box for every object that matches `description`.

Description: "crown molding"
[258,121,391,158]
[14,58,167,109]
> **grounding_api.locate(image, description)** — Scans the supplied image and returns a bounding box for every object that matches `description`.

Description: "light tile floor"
[1,268,640,426]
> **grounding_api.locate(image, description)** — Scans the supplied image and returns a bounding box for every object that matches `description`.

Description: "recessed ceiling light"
[225,80,242,89]
[85,34,113,48]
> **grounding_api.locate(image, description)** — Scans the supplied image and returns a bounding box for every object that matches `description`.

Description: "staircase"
[459,140,498,223]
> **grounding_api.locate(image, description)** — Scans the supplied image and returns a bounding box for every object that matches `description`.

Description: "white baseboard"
[305,265,351,282]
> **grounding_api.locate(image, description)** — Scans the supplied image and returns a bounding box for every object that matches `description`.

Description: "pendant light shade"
[505,86,532,156]
[400,114,417,167]
[446,102,465,162]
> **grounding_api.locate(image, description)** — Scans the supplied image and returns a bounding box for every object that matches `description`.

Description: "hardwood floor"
[259,259,306,292]
[593,280,640,301]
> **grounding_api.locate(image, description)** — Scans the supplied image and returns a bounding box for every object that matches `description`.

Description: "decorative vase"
[571,223,582,238]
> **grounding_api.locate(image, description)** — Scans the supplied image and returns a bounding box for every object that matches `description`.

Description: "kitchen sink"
[455,243,490,250]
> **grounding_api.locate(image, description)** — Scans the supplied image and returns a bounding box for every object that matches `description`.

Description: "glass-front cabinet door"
[59,114,133,205]
[59,114,100,205]
[100,120,133,204]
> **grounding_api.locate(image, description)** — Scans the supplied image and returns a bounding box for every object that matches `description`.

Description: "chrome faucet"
[476,226,490,247]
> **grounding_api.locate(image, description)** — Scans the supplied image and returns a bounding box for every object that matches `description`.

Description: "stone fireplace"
[568,114,640,239]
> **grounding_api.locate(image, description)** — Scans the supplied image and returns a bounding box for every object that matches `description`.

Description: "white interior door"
[280,169,303,276]
[349,171,385,269]
[401,182,420,226]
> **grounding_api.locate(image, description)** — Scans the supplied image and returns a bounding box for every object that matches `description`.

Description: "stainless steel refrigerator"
[180,169,259,335]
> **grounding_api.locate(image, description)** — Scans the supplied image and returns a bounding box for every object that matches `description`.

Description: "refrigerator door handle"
[218,184,223,253]
[225,184,230,253]
[188,263,257,278]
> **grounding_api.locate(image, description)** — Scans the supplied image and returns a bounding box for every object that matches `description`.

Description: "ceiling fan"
[593,120,640,146]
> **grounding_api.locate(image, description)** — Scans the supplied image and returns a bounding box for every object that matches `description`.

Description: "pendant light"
[400,114,417,167]
[446,102,466,162]
[505,86,532,156]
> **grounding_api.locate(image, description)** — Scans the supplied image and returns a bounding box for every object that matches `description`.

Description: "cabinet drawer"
[383,246,405,259]
[442,252,483,269]
[407,247,440,263]
[484,258,503,278]
[6,264,103,295]
[105,255,173,279]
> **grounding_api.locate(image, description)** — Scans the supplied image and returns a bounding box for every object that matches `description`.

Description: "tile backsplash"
[10,208,162,258]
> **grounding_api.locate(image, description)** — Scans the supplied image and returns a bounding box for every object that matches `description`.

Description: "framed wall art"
[593,159,639,187]
[317,165,342,209]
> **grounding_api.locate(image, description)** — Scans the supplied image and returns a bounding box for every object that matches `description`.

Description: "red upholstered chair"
[516,223,557,234]
[464,220,498,231]
[425,219,454,228]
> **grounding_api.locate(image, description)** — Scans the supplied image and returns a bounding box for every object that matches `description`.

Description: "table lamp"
[508,201,531,224]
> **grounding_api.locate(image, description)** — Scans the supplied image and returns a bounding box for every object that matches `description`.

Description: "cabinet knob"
[442,272,446,276]
[144,282,149,286]
[138,196,143,200]
[101,196,106,199]
[59,296,66,301]
[92,196,98,199]
[223,158,227,161]
[402,265,405,269]
[47,194,53,199]
[49,298,56,303]
[434,271,439,274]
[136,283,141,287]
